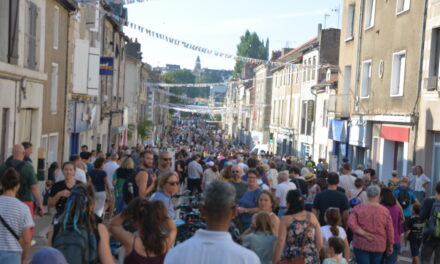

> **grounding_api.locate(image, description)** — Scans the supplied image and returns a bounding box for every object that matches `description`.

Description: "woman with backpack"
[48,162,80,218]
[113,157,136,214]
[47,184,114,264]
[109,198,177,264]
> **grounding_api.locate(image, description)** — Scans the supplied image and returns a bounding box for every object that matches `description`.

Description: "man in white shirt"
[339,163,356,194]
[275,170,297,217]
[103,153,119,191]
[187,154,204,194]
[353,164,364,178]
[165,181,260,264]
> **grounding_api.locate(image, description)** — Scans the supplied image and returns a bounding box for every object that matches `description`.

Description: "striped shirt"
[0,196,34,252]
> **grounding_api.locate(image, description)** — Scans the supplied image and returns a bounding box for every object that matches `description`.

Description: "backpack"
[397,187,411,209]
[349,190,364,208]
[53,225,98,264]
[5,160,26,176]
[122,173,139,204]
[425,199,440,238]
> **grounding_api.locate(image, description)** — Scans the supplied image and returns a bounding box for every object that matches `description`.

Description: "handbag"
[0,214,20,241]
[280,212,311,264]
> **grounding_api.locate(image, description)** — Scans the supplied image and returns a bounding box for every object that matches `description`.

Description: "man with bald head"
[0,144,43,221]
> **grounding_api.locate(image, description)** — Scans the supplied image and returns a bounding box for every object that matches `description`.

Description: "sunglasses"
[167,181,180,186]
[232,170,240,173]
[161,158,172,161]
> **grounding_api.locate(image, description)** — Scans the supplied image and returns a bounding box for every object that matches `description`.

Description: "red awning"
[381,126,410,142]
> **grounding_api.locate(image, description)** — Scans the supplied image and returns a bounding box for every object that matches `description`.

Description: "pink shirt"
[348,203,394,252]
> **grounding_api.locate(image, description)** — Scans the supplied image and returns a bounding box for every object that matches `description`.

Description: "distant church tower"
[193,56,202,77]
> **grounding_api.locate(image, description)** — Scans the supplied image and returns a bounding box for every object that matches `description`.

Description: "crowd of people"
[0,117,440,264]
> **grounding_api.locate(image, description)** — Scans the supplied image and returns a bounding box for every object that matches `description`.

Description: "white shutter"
[88,47,100,96]
[73,39,90,94]
[398,55,406,96]
[50,63,58,113]
[53,6,59,49]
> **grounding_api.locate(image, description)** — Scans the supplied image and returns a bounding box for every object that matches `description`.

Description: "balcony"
[329,94,350,118]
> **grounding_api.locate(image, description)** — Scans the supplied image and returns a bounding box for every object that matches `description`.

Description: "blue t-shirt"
[151,191,175,219]
[89,169,107,192]
[393,186,416,217]
[238,188,261,228]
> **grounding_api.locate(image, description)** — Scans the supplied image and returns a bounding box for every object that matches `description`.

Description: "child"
[242,211,277,264]
[320,208,350,260]
[406,204,423,264]
[323,237,348,264]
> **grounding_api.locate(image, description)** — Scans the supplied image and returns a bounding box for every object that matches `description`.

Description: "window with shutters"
[312,56,316,81]
[396,0,410,15]
[25,1,39,70]
[301,101,307,135]
[364,0,376,29]
[346,4,355,40]
[391,51,406,97]
[50,63,58,114]
[53,6,59,50]
[361,60,372,98]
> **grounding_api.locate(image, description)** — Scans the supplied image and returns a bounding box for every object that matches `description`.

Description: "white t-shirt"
[55,168,87,183]
[414,174,431,192]
[103,161,119,190]
[0,196,34,252]
[275,181,297,207]
[339,174,356,193]
[165,229,260,264]
[354,169,364,179]
[321,225,347,257]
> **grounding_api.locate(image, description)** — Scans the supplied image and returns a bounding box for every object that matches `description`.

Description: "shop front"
[328,120,349,171]
[348,117,371,168]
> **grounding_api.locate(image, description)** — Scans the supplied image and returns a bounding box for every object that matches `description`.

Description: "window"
[364,0,376,29]
[50,63,58,113]
[323,100,328,127]
[53,6,59,50]
[391,51,406,97]
[361,60,372,98]
[301,101,307,134]
[429,28,440,77]
[26,1,39,69]
[303,62,307,82]
[396,0,410,14]
[346,4,355,39]
[307,58,312,81]
[312,57,316,81]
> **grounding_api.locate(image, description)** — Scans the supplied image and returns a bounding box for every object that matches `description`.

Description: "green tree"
[233,30,269,76]
[137,119,153,142]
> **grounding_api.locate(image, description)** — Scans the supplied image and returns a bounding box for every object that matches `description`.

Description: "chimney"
[318,23,323,39]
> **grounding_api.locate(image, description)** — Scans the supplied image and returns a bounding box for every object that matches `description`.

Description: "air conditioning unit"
[425,76,438,91]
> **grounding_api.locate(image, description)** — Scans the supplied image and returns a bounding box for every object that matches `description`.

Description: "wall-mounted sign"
[100,57,114,75]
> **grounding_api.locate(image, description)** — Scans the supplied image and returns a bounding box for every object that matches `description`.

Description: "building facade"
[333,0,425,182]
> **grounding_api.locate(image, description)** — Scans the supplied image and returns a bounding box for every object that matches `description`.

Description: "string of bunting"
[78,1,338,70]
[76,0,153,5]
[157,103,269,114]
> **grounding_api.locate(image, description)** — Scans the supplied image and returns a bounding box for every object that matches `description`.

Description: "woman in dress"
[273,190,323,264]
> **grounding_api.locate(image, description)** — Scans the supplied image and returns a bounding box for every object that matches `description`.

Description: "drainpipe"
[412,0,428,166]
[354,0,365,114]
[311,87,318,160]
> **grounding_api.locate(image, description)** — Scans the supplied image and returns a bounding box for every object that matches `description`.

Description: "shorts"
[410,241,421,257]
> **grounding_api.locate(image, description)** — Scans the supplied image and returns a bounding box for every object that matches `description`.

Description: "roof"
[278,37,319,60]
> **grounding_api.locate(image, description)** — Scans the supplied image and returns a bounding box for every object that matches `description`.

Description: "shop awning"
[328,120,348,142]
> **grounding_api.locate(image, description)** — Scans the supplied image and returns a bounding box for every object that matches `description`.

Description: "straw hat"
[304,172,316,182]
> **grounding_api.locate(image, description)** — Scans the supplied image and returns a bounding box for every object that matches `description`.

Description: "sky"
[123,0,342,71]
